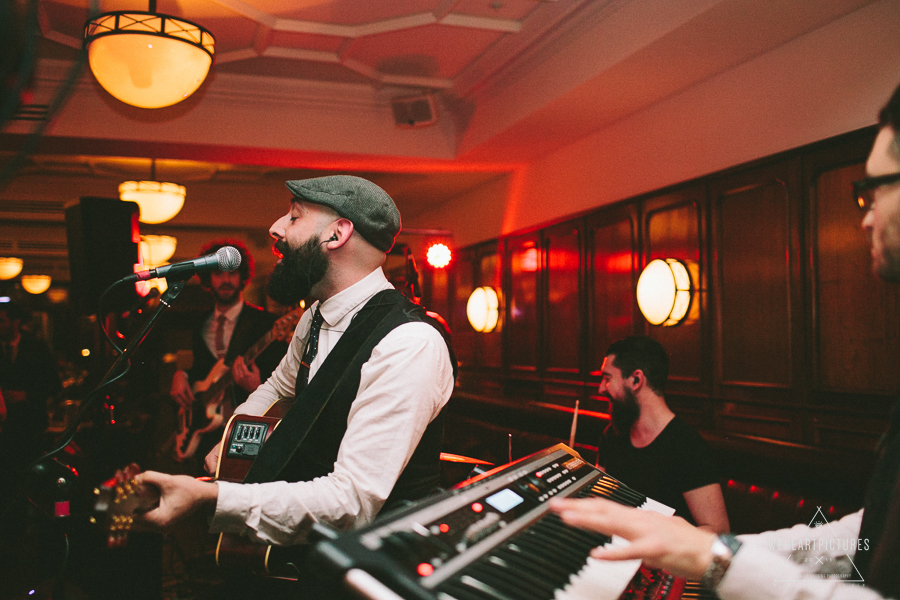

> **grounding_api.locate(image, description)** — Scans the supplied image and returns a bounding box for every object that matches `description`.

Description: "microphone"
[122,246,242,283]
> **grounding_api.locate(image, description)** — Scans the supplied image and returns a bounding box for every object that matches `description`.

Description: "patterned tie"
[296,308,324,395]
[214,314,227,359]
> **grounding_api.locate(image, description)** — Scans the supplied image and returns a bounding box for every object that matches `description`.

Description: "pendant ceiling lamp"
[21,275,52,295]
[84,1,215,109]
[0,257,23,280]
[120,159,185,224]
[140,235,177,266]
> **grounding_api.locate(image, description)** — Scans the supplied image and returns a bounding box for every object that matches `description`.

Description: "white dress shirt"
[211,267,454,545]
[718,510,887,600]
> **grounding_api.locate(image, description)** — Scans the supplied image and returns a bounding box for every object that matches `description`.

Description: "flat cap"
[285,175,401,252]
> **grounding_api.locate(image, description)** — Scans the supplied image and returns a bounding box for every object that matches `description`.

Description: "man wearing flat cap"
[137,176,455,576]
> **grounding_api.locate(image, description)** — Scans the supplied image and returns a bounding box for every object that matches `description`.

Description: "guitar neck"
[243,329,275,365]
[200,330,277,404]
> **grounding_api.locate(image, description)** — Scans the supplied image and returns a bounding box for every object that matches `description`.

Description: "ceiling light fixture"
[0,257,23,280]
[120,159,185,224]
[21,275,52,295]
[84,0,215,109]
[140,235,177,265]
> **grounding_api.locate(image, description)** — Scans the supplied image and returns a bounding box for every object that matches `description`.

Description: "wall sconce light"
[21,275,52,295]
[467,286,500,332]
[636,258,692,326]
[0,257,23,280]
[120,159,185,224]
[426,243,452,268]
[83,1,215,109]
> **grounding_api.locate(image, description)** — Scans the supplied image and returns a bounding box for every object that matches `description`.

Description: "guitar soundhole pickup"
[227,421,269,459]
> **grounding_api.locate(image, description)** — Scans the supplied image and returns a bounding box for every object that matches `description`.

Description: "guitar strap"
[242,289,409,484]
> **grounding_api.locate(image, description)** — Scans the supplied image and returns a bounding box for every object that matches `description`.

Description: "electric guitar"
[174,309,301,462]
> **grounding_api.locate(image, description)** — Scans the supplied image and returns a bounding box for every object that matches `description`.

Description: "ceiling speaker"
[391,94,437,128]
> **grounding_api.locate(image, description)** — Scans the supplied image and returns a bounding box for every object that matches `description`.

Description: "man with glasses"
[551,81,900,600]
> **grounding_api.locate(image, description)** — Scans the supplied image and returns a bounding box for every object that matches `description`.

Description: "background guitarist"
[169,239,289,466]
[137,176,455,598]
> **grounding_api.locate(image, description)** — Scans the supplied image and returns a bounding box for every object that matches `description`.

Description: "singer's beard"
[608,388,640,435]
[266,236,329,306]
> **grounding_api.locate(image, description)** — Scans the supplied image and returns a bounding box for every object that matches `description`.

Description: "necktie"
[296,308,324,395]
[214,314,227,359]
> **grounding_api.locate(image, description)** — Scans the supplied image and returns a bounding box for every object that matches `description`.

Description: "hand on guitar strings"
[549,497,716,579]
[170,370,196,409]
[133,471,218,533]
[232,356,261,393]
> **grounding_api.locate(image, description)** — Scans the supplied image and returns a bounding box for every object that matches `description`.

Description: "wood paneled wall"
[440,126,897,500]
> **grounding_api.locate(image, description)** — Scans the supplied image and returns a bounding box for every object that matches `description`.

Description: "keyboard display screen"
[485,489,524,513]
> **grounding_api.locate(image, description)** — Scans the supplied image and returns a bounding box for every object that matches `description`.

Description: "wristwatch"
[701,534,742,591]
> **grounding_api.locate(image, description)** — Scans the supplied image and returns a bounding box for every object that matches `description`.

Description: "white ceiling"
[0,0,886,285]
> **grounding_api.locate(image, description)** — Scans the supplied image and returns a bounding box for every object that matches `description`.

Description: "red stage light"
[426,244,451,268]
[417,563,434,577]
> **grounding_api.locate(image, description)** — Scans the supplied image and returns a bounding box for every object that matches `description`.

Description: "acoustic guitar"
[91,463,160,548]
[212,399,306,579]
[174,309,301,462]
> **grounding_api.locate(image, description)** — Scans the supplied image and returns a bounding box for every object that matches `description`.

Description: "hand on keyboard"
[549,497,717,580]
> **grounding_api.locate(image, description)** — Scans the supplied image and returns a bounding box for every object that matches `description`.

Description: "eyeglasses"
[853,171,900,212]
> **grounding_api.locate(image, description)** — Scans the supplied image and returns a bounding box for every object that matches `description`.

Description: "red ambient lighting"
[417,563,434,577]
[471,502,484,513]
[439,523,450,533]
[426,244,452,268]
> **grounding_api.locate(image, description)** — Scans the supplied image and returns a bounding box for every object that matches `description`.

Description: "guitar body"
[174,367,234,462]
[214,400,302,579]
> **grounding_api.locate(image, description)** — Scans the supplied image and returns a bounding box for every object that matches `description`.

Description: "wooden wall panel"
[506,233,540,371]
[644,191,704,383]
[450,127,898,475]
[479,251,502,368]
[814,163,900,394]
[544,223,582,374]
[451,248,477,368]
[588,209,638,375]
[714,168,797,391]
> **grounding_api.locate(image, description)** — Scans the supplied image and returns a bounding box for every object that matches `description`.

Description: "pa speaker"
[391,94,437,128]
[65,197,140,315]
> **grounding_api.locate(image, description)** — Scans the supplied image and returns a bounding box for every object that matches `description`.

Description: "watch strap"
[701,534,742,590]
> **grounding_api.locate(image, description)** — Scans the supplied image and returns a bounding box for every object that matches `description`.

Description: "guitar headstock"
[92,463,159,548]
[273,307,304,343]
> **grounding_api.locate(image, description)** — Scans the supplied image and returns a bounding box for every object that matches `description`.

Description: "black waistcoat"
[243,289,456,513]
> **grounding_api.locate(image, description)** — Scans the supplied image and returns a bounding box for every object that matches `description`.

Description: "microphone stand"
[28,279,186,600]
[58,279,186,446]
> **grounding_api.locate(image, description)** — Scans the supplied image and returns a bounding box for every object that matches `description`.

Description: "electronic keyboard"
[311,443,676,600]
